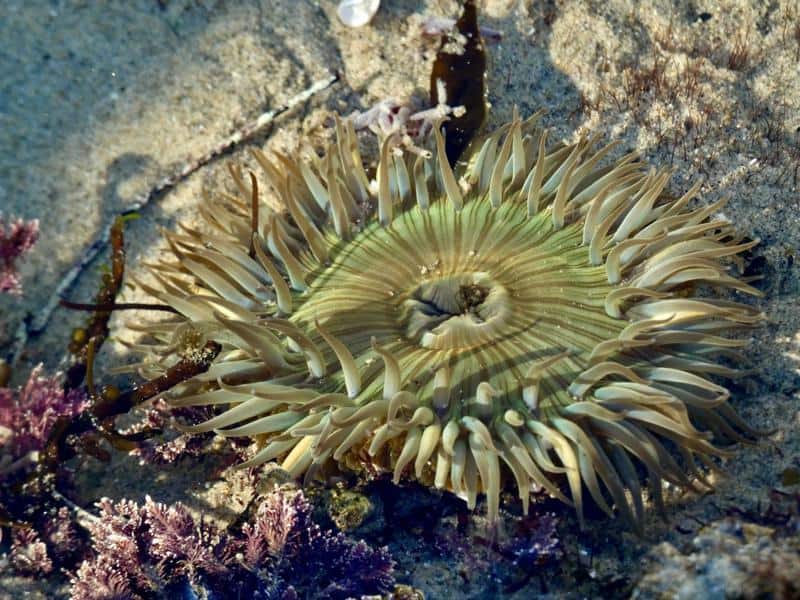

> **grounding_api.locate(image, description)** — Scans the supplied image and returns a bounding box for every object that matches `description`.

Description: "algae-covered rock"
[632,519,800,599]
[391,583,425,599]
[361,583,425,600]
[327,487,377,532]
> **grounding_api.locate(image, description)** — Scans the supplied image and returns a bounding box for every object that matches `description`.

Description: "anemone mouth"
[403,272,507,349]
[124,110,764,529]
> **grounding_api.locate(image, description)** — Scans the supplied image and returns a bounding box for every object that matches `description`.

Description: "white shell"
[337,0,380,28]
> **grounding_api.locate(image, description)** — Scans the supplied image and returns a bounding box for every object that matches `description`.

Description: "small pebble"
[337,0,380,28]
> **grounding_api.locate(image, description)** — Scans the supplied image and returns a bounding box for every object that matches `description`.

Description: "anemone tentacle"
[125,110,762,528]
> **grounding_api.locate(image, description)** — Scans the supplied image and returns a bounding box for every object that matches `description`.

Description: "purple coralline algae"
[69,487,395,600]
[0,215,39,296]
[0,365,88,475]
[126,399,216,466]
[1,367,88,577]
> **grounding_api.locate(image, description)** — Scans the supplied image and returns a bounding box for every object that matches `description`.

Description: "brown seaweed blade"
[63,215,128,391]
[430,0,488,165]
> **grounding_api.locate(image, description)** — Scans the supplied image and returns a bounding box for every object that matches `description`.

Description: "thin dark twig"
[60,299,179,313]
[248,171,259,259]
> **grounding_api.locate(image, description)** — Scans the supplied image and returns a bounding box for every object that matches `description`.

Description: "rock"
[632,518,800,599]
[327,487,378,533]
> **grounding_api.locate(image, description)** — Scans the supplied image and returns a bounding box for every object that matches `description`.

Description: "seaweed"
[61,215,129,392]
[0,215,39,296]
[1,216,220,532]
[69,488,395,600]
[430,0,488,165]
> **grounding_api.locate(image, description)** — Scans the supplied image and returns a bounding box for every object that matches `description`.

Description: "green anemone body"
[127,111,762,528]
[294,198,622,409]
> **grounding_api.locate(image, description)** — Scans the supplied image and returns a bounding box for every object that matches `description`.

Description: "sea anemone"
[124,110,762,528]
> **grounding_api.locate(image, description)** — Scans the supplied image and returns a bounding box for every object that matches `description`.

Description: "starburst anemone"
[124,109,763,529]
